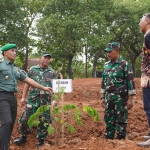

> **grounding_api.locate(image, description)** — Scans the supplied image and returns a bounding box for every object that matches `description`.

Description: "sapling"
[28,87,99,146]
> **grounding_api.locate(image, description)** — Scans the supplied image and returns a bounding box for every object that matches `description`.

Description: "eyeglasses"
[107,43,120,49]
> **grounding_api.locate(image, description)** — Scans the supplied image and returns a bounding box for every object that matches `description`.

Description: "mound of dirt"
[10,78,148,150]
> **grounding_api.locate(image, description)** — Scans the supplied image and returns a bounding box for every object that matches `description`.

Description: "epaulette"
[0,58,3,63]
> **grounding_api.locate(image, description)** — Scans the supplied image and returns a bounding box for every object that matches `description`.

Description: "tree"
[36,0,116,78]
[1,0,148,77]
[103,0,150,76]
[0,0,44,71]
[20,0,45,71]
[81,0,114,77]
[36,0,86,79]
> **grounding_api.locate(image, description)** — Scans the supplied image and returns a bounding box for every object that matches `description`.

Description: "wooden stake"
[60,75,64,145]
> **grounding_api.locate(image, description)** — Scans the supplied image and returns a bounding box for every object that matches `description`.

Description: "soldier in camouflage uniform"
[100,42,136,140]
[14,52,55,147]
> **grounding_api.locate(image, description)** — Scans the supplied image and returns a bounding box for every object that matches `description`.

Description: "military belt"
[0,91,17,96]
[106,85,127,95]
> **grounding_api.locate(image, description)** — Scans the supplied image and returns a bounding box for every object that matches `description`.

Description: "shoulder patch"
[21,69,27,75]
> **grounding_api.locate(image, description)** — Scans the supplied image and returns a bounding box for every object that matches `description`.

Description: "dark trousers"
[0,92,17,150]
[143,87,150,127]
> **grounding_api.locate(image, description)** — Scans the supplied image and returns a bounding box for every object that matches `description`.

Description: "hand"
[147,70,150,74]
[126,97,134,110]
[20,98,27,106]
[51,100,57,107]
[101,99,105,108]
[43,87,54,94]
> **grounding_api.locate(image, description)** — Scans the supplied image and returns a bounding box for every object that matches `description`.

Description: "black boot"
[37,139,44,147]
[117,135,125,140]
[105,135,114,140]
[13,136,27,146]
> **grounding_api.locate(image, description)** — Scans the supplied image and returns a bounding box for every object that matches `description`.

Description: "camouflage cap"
[105,42,120,51]
[1,44,17,51]
[41,52,51,58]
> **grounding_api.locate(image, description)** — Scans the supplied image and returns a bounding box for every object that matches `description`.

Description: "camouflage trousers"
[19,104,52,139]
[104,93,128,139]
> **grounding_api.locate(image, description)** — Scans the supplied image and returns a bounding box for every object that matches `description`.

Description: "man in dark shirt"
[137,13,150,147]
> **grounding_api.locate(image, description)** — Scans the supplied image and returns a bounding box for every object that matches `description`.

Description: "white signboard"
[52,79,72,93]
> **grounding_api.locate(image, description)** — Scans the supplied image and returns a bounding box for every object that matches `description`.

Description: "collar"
[108,56,122,64]
[3,57,14,65]
[34,64,41,68]
[144,29,150,37]
[35,64,50,70]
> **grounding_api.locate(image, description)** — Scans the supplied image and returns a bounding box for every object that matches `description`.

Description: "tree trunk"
[131,59,136,77]
[92,55,98,78]
[85,44,88,78]
[22,46,28,72]
[68,54,73,79]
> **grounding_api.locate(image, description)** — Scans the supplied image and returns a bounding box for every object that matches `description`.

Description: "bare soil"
[10,78,148,150]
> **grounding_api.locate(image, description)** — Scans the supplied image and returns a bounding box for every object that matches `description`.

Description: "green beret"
[1,44,17,51]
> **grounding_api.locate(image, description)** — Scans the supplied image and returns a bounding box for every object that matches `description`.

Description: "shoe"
[143,136,150,140]
[37,139,44,148]
[117,135,125,140]
[137,139,150,147]
[142,131,150,140]
[13,136,27,146]
[148,131,150,136]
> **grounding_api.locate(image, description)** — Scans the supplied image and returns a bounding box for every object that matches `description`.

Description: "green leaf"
[74,114,83,125]
[53,117,60,122]
[53,94,59,100]
[82,106,99,122]
[66,124,76,133]
[63,104,76,112]
[52,107,61,114]
[47,124,55,134]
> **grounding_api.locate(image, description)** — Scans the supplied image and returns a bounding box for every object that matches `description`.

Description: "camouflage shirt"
[27,65,55,107]
[100,57,136,96]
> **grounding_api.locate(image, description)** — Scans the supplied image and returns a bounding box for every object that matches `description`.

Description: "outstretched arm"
[23,77,53,93]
